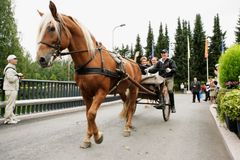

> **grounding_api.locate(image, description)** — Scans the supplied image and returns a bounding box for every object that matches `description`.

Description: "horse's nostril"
[39,57,46,63]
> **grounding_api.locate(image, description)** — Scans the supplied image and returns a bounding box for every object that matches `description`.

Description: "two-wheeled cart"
[129,75,171,121]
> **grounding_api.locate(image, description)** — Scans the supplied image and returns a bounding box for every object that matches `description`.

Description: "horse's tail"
[119,89,131,119]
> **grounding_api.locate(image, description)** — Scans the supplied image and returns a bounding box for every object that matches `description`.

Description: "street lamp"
[112,24,126,51]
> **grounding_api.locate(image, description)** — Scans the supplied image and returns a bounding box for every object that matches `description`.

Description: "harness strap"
[75,68,121,78]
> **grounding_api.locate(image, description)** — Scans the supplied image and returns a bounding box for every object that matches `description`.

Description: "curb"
[0,100,122,124]
[209,104,240,160]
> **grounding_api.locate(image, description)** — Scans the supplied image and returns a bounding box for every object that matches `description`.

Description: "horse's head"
[36,1,71,67]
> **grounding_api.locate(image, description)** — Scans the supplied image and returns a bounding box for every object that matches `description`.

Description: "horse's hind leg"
[123,87,138,137]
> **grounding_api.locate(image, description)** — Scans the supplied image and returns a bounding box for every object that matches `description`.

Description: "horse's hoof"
[95,132,104,144]
[123,130,131,137]
[80,141,91,149]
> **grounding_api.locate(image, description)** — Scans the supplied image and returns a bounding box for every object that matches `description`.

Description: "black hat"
[161,49,168,53]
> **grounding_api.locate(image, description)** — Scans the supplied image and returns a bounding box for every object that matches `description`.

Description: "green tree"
[0,0,27,76]
[134,34,143,63]
[209,14,226,77]
[145,21,154,58]
[155,23,169,58]
[173,18,191,88]
[117,44,130,58]
[235,12,240,43]
[155,23,165,58]
[164,25,170,51]
[191,14,206,82]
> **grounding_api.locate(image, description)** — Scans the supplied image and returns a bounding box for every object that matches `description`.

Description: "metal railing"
[0,78,119,117]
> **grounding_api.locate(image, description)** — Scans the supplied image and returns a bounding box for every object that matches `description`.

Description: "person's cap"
[161,49,168,53]
[7,55,17,61]
[215,64,219,67]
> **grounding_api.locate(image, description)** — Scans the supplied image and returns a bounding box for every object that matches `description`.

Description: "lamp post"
[112,24,126,51]
[187,35,191,93]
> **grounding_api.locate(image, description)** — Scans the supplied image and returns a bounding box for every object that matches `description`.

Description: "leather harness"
[38,20,122,79]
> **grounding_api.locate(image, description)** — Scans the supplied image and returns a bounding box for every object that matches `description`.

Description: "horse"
[36,1,142,148]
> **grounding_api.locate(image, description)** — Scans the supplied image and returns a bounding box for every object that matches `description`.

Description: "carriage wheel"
[162,87,170,121]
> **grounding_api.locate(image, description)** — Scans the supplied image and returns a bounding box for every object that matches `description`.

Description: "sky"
[13,0,240,60]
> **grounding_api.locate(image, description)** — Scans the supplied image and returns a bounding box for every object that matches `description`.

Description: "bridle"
[38,18,97,58]
[37,17,118,73]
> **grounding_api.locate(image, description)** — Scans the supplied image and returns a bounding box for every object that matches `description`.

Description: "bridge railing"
[0,78,119,118]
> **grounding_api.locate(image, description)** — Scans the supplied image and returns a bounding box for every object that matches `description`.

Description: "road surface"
[0,94,231,160]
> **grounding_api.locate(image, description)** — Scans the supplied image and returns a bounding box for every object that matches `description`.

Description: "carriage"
[136,75,171,121]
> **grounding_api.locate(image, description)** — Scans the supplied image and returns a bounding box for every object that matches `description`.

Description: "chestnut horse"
[36,1,141,148]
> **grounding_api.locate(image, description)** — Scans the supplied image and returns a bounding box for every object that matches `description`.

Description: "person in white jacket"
[3,55,23,124]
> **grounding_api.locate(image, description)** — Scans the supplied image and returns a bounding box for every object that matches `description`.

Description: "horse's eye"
[48,26,55,32]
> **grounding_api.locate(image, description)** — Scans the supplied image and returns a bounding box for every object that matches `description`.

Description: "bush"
[216,88,231,121]
[220,89,240,121]
[218,44,240,88]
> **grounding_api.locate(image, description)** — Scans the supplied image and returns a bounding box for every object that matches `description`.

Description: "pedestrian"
[3,55,23,124]
[139,56,150,75]
[191,77,201,103]
[148,49,177,113]
[209,79,216,103]
[204,81,210,101]
[200,82,206,100]
[180,83,184,93]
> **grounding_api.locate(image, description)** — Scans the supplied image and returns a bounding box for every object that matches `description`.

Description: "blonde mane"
[72,18,95,53]
[37,13,60,44]
[37,13,95,54]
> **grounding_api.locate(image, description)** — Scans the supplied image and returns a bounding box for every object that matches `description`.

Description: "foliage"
[220,89,240,121]
[164,25,170,52]
[115,44,130,58]
[208,14,226,78]
[191,14,206,82]
[3,0,240,87]
[155,23,164,58]
[155,23,169,58]
[0,0,27,76]
[224,81,240,89]
[172,18,191,89]
[216,88,231,122]
[235,12,240,44]
[218,44,240,88]
[144,21,154,58]
[134,34,144,63]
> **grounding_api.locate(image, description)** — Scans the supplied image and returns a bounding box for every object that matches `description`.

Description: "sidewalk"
[209,104,240,160]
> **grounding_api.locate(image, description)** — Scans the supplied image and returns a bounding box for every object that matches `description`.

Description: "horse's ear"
[37,10,44,17]
[49,1,60,22]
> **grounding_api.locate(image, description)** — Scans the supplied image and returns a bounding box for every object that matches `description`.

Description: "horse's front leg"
[88,90,107,144]
[80,96,93,149]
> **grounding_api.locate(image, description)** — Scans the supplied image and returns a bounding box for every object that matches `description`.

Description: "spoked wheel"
[161,86,171,121]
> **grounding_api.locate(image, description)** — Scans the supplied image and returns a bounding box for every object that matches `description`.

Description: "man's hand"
[144,68,149,74]
[165,68,171,73]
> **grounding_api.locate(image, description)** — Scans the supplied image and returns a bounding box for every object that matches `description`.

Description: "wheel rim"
[162,93,170,121]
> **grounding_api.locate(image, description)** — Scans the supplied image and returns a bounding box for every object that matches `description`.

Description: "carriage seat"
[141,75,165,85]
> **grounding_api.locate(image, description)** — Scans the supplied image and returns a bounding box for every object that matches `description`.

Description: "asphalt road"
[0,94,231,160]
